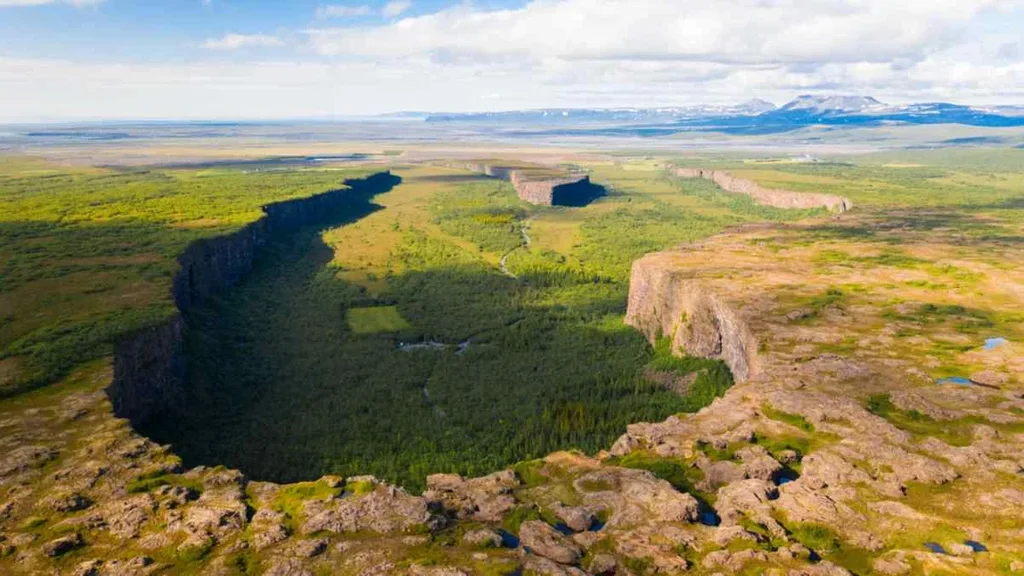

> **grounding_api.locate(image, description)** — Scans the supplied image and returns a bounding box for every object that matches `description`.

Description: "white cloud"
[201,33,285,51]
[381,0,411,18]
[307,0,1024,65]
[0,0,104,6]
[2,0,1024,120]
[316,4,372,18]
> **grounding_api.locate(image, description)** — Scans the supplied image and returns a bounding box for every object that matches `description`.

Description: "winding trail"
[499,216,535,278]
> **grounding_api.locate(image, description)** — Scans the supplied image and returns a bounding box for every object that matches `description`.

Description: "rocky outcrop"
[107,172,400,426]
[456,162,603,206]
[674,168,852,213]
[625,253,758,382]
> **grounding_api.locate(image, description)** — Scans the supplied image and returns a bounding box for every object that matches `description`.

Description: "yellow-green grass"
[346,306,412,334]
[322,165,499,294]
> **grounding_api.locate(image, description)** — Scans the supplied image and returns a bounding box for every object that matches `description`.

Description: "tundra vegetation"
[1,148,1023,575]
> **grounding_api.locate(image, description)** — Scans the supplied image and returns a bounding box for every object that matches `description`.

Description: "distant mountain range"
[414,95,1024,135]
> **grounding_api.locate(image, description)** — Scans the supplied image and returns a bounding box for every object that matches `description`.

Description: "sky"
[0,0,1022,121]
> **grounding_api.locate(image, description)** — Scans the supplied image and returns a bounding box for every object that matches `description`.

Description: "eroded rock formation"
[457,162,602,206]
[108,172,400,426]
[625,253,759,382]
[675,167,852,212]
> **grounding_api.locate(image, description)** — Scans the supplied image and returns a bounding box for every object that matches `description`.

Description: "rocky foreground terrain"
[1,208,1022,575]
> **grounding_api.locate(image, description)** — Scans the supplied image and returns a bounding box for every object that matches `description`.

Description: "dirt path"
[500,216,535,278]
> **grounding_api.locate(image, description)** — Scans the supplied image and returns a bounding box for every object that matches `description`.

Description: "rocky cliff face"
[108,171,400,426]
[457,162,599,206]
[675,167,852,213]
[625,253,758,382]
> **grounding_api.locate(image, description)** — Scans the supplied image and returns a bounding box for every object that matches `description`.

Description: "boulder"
[43,532,84,557]
[462,528,502,548]
[424,470,519,522]
[519,520,583,565]
[301,483,437,535]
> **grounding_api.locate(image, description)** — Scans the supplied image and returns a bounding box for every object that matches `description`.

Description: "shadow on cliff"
[552,180,607,207]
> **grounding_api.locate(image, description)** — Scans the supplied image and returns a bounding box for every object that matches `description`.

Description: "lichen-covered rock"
[43,532,84,557]
[549,504,594,532]
[572,468,700,526]
[519,520,582,565]
[424,470,519,522]
[462,528,502,548]
[301,483,437,535]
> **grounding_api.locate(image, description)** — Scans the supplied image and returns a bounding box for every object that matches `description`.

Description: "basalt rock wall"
[511,172,597,206]
[108,171,400,426]
[455,162,595,206]
[625,253,758,382]
[675,167,851,213]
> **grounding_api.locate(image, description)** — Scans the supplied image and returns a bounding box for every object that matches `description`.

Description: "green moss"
[513,459,548,487]
[126,471,203,495]
[608,451,703,495]
[762,405,815,433]
[827,546,876,576]
[176,537,215,563]
[807,287,846,313]
[788,522,841,554]
[226,550,261,575]
[754,434,811,469]
[622,556,654,575]
[577,478,614,493]
[272,480,343,532]
[696,439,745,462]
[867,393,974,446]
[343,480,376,496]
[20,516,47,530]
[501,506,542,535]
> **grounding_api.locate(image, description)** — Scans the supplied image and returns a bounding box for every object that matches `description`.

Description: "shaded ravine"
[107,171,401,427]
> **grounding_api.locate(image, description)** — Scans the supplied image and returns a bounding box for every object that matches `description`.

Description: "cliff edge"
[457,161,603,206]
[625,253,758,382]
[675,167,852,213]
[108,171,401,427]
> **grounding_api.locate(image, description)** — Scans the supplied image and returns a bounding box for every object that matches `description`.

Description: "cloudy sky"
[1,0,1022,121]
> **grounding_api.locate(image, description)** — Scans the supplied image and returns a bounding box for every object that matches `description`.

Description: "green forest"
[142,164,815,491]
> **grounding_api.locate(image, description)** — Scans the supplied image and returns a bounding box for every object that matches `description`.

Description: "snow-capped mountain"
[424,100,777,124]
[778,95,886,114]
[418,95,1024,133]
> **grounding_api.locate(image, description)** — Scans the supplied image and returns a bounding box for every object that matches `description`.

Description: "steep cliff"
[674,167,852,213]
[456,162,602,206]
[625,252,758,382]
[108,171,400,426]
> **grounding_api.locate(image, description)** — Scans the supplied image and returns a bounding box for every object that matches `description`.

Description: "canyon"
[108,171,401,427]
[1,158,1022,576]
